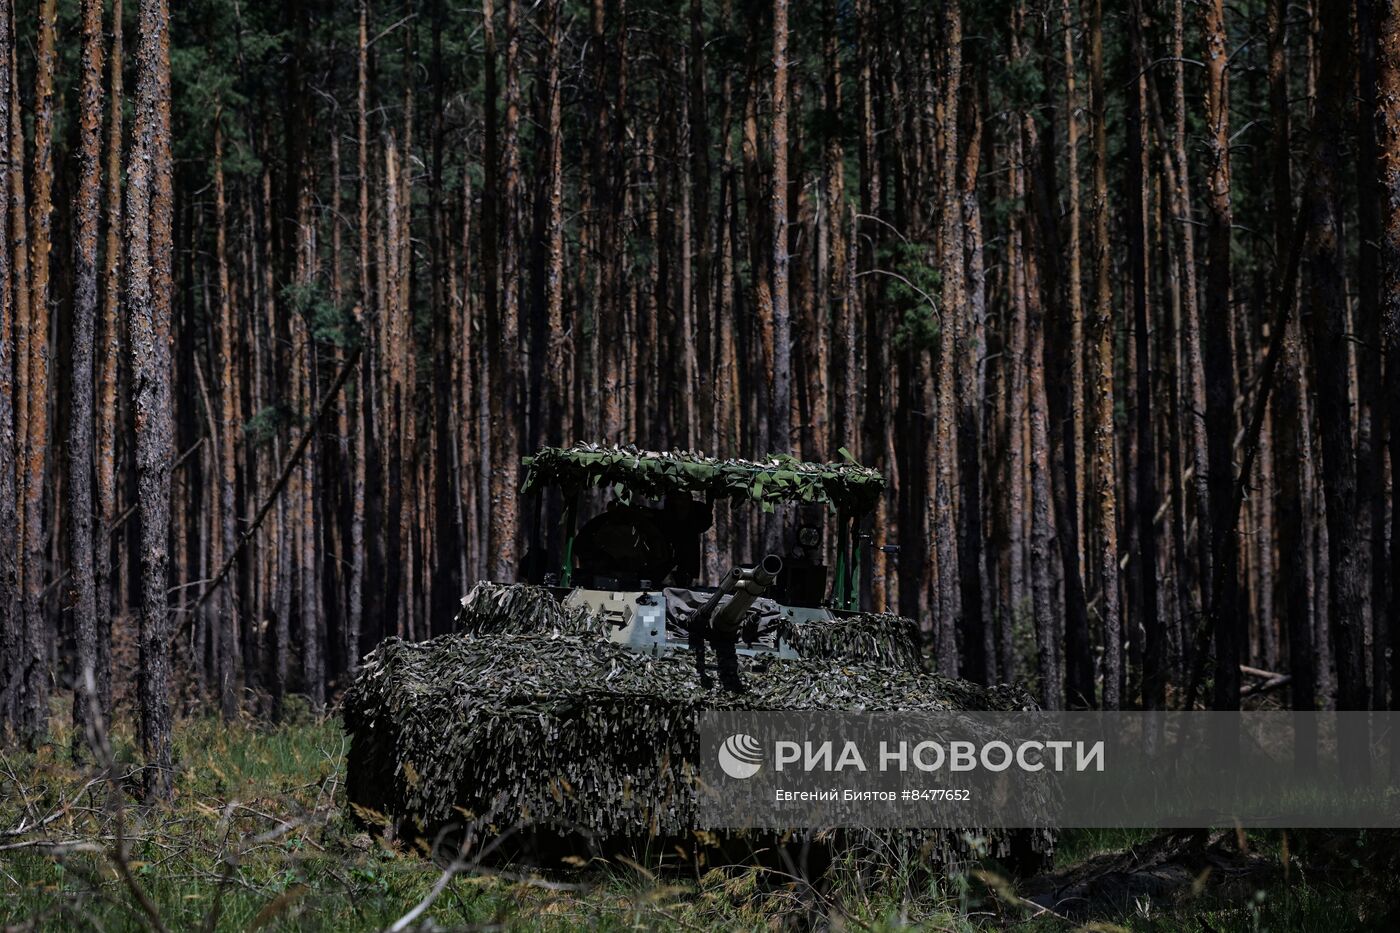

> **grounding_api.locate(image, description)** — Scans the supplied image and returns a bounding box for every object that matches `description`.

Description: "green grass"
[0,711,984,931]
[1,713,1396,931]
[1051,828,1160,868]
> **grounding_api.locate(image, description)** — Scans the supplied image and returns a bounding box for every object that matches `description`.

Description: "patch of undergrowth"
[0,712,980,931]
[2,714,1397,931]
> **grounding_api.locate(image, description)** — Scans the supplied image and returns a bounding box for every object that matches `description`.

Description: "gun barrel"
[709,554,783,637]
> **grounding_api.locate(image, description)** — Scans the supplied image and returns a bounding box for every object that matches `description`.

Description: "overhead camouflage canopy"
[521,443,886,515]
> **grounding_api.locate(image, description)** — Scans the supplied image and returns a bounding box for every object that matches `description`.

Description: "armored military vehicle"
[344,444,1052,873]
[514,443,919,687]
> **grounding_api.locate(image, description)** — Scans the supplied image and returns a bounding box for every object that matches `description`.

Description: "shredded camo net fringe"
[344,624,1053,872]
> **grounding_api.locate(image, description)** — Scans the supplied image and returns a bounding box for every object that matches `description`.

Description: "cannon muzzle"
[692,555,783,691]
[709,554,783,637]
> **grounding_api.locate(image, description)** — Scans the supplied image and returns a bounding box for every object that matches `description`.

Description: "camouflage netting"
[343,631,1052,870]
[454,581,602,636]
[521,443,886,514]
[776,612,925,673]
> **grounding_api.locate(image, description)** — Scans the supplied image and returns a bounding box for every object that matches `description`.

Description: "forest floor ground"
[1,712,1397,932]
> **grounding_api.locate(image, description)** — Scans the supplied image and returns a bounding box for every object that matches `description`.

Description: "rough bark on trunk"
[1172,0,1212,629]
[1046,2,1094,708]
[96,0,124,718]
[544,0,567,447]
[1127,0,1162,710]
[127,0,176,799]
[214,119,240,719]
[1018,60,1061,708]
[822,0,853,460]
[1088,0,1121,708]
[71,0,106,745]
[690,0,713,450]
[348,0,370,674]
[0,0,14,736]
[21,0,58,743]
[959,62,991,685]
[487,0,521,583]
[770,0,792,453]
[937,1,965,679]
[1061,0,1085,557]
[1203,0,1241,712]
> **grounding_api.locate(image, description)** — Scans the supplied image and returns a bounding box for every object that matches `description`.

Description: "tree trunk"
[481,0,501,560]
[937,1,965,678]
[1171,0,1212,635]
[822,0,854,460]
[959,62,992,685]
[1267,0,1314,721]
[71,0,106,745]
[348,0,370,673]
[690,0,712,450]
[0,0,15,737]
[1356,0,1388,711]
[1044,1,1094,708]
[214,118,240,719]
[1378,0,1400,719]
[1202,0,1241,712]
[9,26,27,592]
[1087,0,1121,708]
[544,0,567,448]
[1127,0,1162,710]
[1061,0,1085,561]
[96,0,124,718]
[127,0,176,799]
[487,0,521,582]
[1305,0,1370,723]
[20,0,58,743]
[1017,34,1061,707]
[770,0,792,453]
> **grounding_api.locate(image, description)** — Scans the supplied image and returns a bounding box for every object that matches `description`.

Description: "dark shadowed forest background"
[0,0,1398,796]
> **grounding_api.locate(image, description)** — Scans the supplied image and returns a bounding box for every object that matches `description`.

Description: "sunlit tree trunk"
[20,0,57,743]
